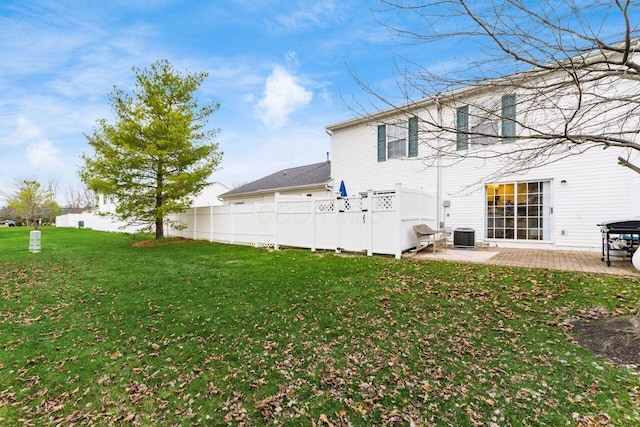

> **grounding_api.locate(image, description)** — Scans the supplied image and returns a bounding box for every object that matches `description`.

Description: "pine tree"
[80,60,222,239]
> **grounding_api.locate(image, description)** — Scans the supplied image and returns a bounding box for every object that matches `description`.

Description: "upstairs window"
[387,123,406,158]
[377,117,418,162]
[457,94,517,150]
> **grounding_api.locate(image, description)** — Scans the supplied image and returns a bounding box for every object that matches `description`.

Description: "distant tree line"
[0,178,96,226]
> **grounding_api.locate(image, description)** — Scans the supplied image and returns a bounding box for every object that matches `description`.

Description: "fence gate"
[337,197,368,253]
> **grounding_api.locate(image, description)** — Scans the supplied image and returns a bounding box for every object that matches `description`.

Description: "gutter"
[220,181,332,200]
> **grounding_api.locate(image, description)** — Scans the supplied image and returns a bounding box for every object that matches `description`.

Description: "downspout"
[436,94,443,229]
[325,131,334,196]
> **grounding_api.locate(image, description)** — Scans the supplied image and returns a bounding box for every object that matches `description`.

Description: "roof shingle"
[221,161,331,198]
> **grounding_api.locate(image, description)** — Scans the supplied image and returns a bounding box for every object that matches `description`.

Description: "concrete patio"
[404,246,639,276]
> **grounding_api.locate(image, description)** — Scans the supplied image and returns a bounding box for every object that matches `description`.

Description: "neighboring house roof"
[221,161,331,198]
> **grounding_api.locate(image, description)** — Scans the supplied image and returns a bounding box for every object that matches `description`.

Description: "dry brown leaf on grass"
[126,381,153,404]
[122,412,136,422]
[572,412,612,426]
[317,413,334,426]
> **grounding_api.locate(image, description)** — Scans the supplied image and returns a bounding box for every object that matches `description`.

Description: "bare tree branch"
[354,0,640,181]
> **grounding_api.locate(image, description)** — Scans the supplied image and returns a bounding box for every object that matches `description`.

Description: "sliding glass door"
[486,181,550,241]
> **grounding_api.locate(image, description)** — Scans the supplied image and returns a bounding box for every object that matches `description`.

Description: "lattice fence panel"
[373,194,395,211]
[316,199,335,213]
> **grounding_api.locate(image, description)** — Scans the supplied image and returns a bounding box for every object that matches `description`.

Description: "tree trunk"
[155,220,164,239]
[155,166,164,239]
[631,303,640,329]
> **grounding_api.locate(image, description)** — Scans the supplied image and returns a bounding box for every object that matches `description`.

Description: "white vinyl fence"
[169,184,437,258]
[55,212,148,233]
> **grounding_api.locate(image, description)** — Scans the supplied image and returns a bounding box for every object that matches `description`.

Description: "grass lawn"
[1,227,639,426]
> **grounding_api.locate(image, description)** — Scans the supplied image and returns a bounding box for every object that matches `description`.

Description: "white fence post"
[311,199,317,252]
[193,207,197,240]
[395,183,403,259]
[254,203,259,247]
[366,189,373,256]
[274,193,280,250]
[335,194,341,253]
[209,206,214,242]
[230,203,235,244]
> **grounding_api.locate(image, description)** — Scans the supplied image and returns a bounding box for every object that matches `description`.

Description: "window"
[377,117,418,162]
[456,106,469,150]
[486,181,550,241]
[470,120,499,145]
[387,123,406,158]
[458,94,516,149]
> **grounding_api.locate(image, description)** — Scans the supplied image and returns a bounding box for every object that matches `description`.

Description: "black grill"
[598,220,640,266]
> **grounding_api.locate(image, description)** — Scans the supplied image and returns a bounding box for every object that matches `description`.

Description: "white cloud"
[3,117,63,168]
[27,139,63,168]
[4,117,41,146]
[285,50,299,69]
[241,93,256,104]
[273,0,343,32]
[255,66,313,128]
[320,88,333,107]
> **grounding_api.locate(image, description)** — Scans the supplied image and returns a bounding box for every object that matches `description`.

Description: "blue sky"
[1,1,633,204]
[0,0,427,202]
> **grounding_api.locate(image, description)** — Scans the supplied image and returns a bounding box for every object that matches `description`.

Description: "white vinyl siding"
[329,86,637,251]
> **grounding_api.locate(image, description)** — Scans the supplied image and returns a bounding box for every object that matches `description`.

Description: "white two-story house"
[327,54,640,251]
